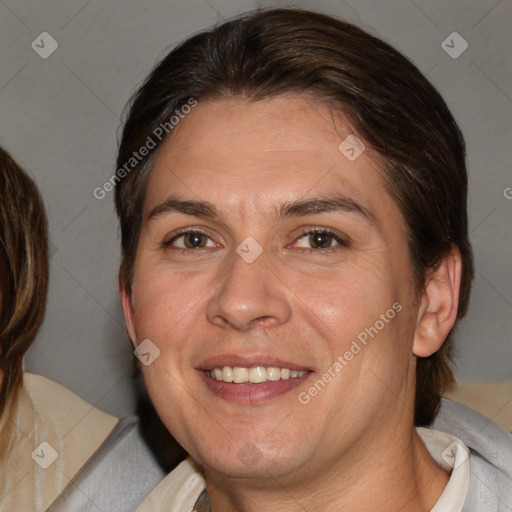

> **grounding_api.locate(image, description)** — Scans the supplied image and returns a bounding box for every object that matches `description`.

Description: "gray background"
[0,0,510,418]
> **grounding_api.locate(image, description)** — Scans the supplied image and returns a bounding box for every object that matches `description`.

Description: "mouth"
[208,366,309,384]
[197,357,312,404]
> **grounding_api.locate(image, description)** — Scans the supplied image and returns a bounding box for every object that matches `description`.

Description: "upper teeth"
[210,366,308,384]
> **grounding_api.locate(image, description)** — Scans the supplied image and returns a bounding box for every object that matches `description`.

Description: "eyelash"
[163,227,349,255]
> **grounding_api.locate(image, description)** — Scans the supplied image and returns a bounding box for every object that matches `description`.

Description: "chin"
[191,436,308,480]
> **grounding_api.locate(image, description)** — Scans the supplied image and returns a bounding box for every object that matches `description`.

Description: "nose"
[205,247,292,331]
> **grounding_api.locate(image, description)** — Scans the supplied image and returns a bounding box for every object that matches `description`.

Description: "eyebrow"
[146,194,377,226]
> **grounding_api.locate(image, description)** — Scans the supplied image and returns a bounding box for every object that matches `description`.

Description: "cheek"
[290,259,397,333]
[131,266,210,340]
[139,361,194,448]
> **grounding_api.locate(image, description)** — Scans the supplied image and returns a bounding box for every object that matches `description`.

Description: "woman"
[0,145,164,511]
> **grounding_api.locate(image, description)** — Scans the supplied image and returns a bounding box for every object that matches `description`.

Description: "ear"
[413,245,462,357]
[119,274,138,350]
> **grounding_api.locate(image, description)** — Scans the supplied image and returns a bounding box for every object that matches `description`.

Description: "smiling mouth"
[208,366,309,384]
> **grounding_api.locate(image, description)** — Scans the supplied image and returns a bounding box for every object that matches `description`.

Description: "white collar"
[417,427,470,511]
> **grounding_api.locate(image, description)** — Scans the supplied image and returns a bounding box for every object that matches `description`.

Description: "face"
[122,95,422,483]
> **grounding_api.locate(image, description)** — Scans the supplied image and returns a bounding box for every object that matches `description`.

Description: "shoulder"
[1,373,119,511]
[432,398,512,510]
[48,415,166,511]
[23,372,118,441]
[25,373,166,511]
[23,372,120,476]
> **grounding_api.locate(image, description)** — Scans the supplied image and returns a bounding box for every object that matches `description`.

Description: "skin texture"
[121,95,461,511]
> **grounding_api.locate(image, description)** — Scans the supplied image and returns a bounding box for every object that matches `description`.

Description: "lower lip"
[198,370,311,404]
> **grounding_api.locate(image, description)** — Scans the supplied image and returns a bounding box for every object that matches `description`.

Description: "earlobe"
[119,279,138,350]
[413,246,462,357]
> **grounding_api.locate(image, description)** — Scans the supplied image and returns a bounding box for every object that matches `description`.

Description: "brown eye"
[166,231,216,250]
[183,232,208,248]
[309,232,334,249]
[295,229,347,251]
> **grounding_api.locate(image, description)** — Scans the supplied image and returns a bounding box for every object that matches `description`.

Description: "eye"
[294,229,348,252]
[165,230,217,250]
[163,228,348,254]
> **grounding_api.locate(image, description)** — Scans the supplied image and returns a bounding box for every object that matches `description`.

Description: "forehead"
[144,95,400,227]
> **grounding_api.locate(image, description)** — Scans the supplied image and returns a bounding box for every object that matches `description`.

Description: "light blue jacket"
[432,398,512,511]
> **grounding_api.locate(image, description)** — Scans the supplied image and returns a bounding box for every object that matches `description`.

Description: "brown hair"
[0,145,49,415]
[115,8,474,426]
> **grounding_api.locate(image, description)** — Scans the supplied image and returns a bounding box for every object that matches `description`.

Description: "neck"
[204,420,449,512]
